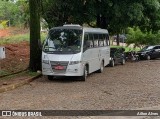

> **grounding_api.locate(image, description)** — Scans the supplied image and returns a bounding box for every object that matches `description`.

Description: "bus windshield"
[43,29,82,54]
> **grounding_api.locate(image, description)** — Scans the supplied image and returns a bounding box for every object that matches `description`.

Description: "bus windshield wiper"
[66,46,75,53]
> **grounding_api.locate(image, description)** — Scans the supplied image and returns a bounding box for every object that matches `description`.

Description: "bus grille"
[50,61,69,73]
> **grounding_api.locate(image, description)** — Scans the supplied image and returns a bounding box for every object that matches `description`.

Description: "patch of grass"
[0,32,47,45]
[26,71,40,77]
[0,70,40,81]
[0,33,29,45]
[0,70,10,76]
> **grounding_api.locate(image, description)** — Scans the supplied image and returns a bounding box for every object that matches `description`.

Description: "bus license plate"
[54,66,64,70]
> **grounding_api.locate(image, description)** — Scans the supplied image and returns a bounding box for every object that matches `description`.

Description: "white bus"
[42,24,110,81]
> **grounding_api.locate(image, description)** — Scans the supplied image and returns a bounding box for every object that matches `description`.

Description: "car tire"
[98,61,104,73]
[146,55,151,60]
[110,59,115,67]
[81,65,87,81]
[121,58,125,65]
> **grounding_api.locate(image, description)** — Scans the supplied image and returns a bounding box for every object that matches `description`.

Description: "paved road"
[0,60,160,119]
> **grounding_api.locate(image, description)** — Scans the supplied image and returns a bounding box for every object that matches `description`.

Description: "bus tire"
[81,65,87,81]
[48,76,54,80]
[98,61,104,73]
[110,59,115,67]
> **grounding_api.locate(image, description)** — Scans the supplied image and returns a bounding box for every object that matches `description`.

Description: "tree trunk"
[101,15,107,29]
[29,0,42,72]
[96,14,108,29]
[96,14,101,28]
[116,33,120,46]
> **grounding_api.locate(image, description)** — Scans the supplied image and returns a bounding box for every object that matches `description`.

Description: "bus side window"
[84,33,89,47]
[104,34,109,46]
[103,34,107,46]
[99,34,104,47]
[93,34,98,47]
[84,33,92,49]
[88,34,94,48]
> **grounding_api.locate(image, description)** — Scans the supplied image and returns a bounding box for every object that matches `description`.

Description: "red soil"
[0,29,10,37]
[0,27,30,75]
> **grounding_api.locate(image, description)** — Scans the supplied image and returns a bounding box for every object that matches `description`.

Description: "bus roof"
[83,27,108,34]
[50,24,108,34]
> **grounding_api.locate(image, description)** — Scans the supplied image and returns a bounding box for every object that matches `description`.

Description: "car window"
[153,46,159,49]
[141,46,154,51]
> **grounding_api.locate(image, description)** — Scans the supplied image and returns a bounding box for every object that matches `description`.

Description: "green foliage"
[0,1,18,25]
[0,0,29,27]
[0,20,9,28]
[138,0,160,32]
[41,0,89,28]
[126,27,160,48]
[15,0,30,28]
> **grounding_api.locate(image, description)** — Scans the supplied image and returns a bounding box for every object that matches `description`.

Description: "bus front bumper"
[42,63,84,76]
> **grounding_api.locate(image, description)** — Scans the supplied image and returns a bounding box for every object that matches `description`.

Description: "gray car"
[109,47,126,67]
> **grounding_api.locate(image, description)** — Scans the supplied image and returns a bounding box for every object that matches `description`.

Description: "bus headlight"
[69,61,81,65]
[42,60,49,64]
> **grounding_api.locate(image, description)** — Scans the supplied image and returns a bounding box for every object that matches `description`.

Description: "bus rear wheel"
[110,59,115,67]
[98,61,104,73]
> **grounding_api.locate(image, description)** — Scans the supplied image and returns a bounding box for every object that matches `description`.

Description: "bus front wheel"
[48,76,54,80]
[81,65,87,81]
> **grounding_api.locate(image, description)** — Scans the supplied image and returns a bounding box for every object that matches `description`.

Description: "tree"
[0,0,19,26]
[29,0,41,71]
[138,0,160,33]
[16,0,30,28]
[126,27,160,48]
[41,0,88,28]
[40,0,160,46]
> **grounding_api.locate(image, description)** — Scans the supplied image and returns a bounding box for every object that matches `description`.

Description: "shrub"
[126,27,160,48]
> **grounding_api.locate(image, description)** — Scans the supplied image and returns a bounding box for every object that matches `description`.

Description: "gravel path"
[0,60,160,118]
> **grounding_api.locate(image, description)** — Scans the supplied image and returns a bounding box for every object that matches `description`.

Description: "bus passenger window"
[89,40,93,47]
[99,34,104,47]
[93,34,98,47]
[89,34,94,47]
[104,34,109,46]
[84,33,93,48]
[106,35,110,46]
[103,40,107,46]
[103,34,107,46]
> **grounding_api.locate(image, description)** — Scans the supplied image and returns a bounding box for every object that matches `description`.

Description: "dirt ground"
[1,60,160,116]
[0,42,29,75]
[0,28,29,76]
[0,27,29,37]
